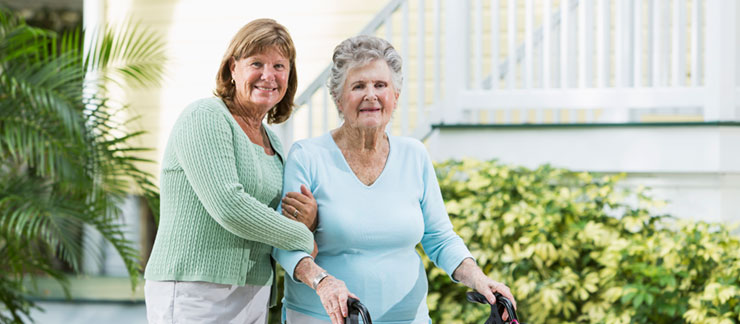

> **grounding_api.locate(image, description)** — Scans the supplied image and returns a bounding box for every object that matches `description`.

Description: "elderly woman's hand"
[315,275,359,324]
[281,184,318,231]
[473,276,517,320]
[453,258,517,320]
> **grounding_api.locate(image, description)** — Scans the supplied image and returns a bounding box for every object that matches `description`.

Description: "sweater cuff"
[272,248,311,282]
[442,250,475,283]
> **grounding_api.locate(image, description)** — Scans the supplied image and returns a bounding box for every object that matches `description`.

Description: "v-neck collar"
[216,98,284,164]
[326,132,392,189]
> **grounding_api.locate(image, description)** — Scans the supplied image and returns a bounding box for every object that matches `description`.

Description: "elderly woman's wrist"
[311,271,329,290]
[294,256,314,280]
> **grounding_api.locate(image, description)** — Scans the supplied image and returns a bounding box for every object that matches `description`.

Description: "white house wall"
[428,124,740,224]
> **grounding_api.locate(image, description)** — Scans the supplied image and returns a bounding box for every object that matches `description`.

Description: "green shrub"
[269,159,740,324]
[426,159,740,324]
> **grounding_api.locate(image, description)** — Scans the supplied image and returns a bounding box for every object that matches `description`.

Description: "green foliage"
[269,266,287,324]
[0,6,165,323]
[426,159,740,324]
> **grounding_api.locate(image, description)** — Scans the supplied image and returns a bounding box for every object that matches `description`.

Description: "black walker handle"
[466,291,520,324]
[344,297,372,324]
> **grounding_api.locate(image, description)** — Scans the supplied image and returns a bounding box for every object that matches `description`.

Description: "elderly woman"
[144,19,318,324]
[274,35,516,324]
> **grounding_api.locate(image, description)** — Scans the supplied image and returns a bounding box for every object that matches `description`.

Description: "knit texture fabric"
[145,97,314,287]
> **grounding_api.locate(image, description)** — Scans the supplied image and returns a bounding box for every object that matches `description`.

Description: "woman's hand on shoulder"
[315,275,358,324]
[282,184,318,231]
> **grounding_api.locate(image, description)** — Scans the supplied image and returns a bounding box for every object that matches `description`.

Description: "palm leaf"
[0,7,167,322]
[84,19,166,88]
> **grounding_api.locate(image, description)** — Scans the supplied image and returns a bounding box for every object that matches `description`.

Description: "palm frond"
[0,7,166,320]
[84,19,167,88]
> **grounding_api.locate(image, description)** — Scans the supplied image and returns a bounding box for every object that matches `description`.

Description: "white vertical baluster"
[401,0,409,135]
[385,15,393,133]
[616,0,633,87]
[474,0,483,89]
[507,0,516,89]
[646,0,654,86]
[543,0,551,89]
[615,0,624,86]
[659,0,668,86]
[672,0,687,86]
[653,0,666,86]
[491,0,500,89]
[552,19,561,89]
[525,0,534,88]
[307,98,313,138]
[579,0,594,88]
[534,33,542,90]
[634,0,643,87]
[690,0,702,86]
[322,84,329,133]
[596,0,610,87]
[560,0,570,88]
[434,0,441,102]
[418,0,426,130]
[567,0,577,88]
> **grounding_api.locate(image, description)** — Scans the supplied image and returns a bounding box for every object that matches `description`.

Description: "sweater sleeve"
[272,143,312,280]
[418,150,473,281]
[174,107,313,254]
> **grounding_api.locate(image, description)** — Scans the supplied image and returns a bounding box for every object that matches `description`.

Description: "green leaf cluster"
[0,6,165,323]
[425,159,740,324]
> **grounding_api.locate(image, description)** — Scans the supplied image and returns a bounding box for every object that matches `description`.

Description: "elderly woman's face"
[338,59,399,130]
[230,47,290,112]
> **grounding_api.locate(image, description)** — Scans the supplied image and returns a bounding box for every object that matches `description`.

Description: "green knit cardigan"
[144,97,313,288]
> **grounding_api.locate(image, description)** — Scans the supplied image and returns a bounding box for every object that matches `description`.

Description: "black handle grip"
[466,291,490,304]
[466,291,519,324]
[344,297,372,324]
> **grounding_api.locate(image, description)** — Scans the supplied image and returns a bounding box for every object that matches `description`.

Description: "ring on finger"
[293,208,299,218]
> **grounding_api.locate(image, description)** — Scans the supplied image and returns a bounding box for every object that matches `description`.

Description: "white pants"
[145,280,270,324]
[285,308,331,324]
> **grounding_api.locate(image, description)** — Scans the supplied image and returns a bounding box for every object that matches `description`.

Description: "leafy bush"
[426,159,740,324]
[269,159,739,324]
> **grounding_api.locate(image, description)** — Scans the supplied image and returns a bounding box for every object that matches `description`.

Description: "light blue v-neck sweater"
[273,132,472,324]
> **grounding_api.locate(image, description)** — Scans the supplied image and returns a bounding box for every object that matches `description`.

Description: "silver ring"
[293,209,299,218]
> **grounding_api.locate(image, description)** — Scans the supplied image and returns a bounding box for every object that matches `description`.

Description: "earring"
[230,79,235,85]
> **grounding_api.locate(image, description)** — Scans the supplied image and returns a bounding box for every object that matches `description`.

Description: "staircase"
[275,0,739,224]
[277,0,737,144]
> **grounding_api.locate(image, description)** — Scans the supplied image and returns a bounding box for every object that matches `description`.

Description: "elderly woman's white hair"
[327,35,403,109]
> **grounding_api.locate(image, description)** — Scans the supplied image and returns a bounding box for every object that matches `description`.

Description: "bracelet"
[311,271,329,290]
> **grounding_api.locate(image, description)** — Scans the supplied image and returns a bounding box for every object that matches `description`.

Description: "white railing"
[278,0,738,146]
[450,0,737,125]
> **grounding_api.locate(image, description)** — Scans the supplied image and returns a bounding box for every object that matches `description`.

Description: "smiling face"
[230,47,290,114]
[337,59,399,130]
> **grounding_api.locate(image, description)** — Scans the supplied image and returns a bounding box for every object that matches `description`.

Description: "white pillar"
[443,0,469,124]
[82,0,105,276]
[705,0,737,121]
